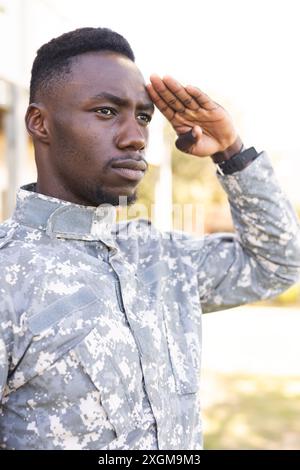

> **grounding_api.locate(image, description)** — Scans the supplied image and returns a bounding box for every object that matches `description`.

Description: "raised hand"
[146,75,239,158]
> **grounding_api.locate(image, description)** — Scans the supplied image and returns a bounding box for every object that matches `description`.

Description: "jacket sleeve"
[173,151,300,313]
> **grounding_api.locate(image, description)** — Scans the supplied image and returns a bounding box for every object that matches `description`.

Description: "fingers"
[147,82,200,129]
[159,76,200,111]
[148,75,219,118]
[146,83,176,122]
[148,75,200,114]
[148,75,184,113]
[173,112,197,127]
[185,85,219,111]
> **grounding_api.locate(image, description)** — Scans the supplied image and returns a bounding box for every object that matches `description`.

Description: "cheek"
[51,116,115,166]
[52,116,93,146]
[77,122,114,151]
[51,120,82,155]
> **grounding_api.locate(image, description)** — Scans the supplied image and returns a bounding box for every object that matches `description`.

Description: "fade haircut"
[29,27,135,103]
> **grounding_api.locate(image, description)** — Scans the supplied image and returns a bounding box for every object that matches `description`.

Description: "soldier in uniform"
[0,27,299,450]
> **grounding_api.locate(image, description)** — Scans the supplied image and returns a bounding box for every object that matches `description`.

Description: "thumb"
[191,125,203,140]
[175,126,202,153]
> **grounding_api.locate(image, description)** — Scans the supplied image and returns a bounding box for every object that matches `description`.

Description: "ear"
[25,103,50,144]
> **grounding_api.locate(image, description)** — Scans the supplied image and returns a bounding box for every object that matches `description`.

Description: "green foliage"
[166,123,233,233]
[136,163,160,210]
[165,122,224,204]
[172,144,226,206]
[203,372,300,449]
[272,283,300,305]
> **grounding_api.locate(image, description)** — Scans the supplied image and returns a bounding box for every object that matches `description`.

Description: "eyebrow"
[89,92,155,113]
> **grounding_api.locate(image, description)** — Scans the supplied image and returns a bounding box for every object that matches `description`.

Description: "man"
[0,27,299,451]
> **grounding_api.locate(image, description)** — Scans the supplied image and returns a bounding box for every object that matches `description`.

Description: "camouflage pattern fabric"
[0,152,300,449]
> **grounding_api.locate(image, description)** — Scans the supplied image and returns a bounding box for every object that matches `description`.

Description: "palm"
[147,75,237,157]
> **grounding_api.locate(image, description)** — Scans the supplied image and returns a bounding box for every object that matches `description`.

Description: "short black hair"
[29,27,135,103]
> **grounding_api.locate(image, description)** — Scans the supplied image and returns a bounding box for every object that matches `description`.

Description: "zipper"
[115,280,125,313]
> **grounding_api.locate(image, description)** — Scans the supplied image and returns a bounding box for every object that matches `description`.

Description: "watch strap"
[216,147,260,175]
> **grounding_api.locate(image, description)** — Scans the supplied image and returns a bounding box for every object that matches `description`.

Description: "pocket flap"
[28,286,98,335]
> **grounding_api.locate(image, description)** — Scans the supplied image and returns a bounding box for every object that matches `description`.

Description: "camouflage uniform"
[0,151,300,450]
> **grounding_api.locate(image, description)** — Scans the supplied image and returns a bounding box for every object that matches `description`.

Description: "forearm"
[218,150,300,282]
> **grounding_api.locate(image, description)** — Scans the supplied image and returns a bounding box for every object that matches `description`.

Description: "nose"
[115,116,146,151]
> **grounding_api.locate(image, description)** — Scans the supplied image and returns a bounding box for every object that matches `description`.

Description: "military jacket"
[0,152,300,449]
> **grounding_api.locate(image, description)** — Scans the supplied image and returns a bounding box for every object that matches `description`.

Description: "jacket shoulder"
[0,220,19,250]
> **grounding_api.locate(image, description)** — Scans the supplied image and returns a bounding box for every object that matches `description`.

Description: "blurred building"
[0,0,73,220]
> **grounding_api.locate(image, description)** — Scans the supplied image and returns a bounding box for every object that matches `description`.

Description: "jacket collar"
[12,183,118,248]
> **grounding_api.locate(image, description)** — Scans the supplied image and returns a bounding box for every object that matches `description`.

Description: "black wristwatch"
[216,147,260,175]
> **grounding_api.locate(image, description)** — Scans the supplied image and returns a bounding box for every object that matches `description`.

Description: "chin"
[92,187,137,207]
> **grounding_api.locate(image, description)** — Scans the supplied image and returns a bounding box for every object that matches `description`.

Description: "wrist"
[211,136,244,163]
[215,146,260,175]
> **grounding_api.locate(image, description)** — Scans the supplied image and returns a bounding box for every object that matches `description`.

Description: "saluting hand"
[147,75,239,158]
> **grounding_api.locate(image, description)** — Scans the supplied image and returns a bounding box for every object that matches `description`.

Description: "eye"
[137,113,152,125]
[94,107,116,117]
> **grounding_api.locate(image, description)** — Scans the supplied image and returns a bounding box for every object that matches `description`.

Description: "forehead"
[61,51,149,104]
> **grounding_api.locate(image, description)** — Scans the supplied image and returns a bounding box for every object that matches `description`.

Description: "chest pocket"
[74,328,141,436]
[140,261,200,395]
[7,286,143,438]
[7,286,97,391]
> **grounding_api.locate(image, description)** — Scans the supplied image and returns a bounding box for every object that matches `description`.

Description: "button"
[0,229,7,238]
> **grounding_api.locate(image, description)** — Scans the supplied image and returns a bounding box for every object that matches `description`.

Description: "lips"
[111,159,147,182]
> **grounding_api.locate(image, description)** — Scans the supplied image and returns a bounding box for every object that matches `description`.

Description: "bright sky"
[34,0,300,202]
[13,0,300,202]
